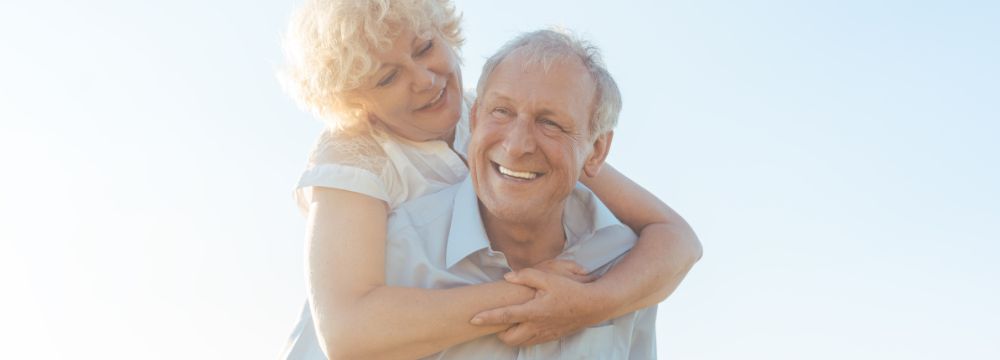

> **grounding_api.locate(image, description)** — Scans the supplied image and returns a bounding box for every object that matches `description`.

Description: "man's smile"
[491,161,542,181]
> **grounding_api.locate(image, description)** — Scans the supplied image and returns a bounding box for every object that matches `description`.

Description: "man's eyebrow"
[536,109,559,118]
[483,93,566,119]
[483,92,512,104]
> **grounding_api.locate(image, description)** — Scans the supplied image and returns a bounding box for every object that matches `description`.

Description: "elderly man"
[381,29,657,359]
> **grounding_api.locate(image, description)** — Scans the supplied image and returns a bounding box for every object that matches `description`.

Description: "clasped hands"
[469,259,612,347]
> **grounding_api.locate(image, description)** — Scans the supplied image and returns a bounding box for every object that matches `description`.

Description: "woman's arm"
[578,164,702,312]
[471,164,702,346]
[305,187,534,359]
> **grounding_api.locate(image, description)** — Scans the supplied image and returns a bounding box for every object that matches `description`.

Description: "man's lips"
[492,161,541,180]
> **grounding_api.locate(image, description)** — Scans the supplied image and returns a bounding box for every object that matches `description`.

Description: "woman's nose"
[410,64,437,92]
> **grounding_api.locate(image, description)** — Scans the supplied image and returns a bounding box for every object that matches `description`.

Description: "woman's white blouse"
[283,100,472,360]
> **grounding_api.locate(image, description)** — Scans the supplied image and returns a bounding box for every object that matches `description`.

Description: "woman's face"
[354,27,464,142]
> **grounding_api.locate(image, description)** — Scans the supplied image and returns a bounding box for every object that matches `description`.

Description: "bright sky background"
[1,0,997,359]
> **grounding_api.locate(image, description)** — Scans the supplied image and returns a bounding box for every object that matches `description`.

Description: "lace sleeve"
[309,129,390,174]
[294,129,401,212]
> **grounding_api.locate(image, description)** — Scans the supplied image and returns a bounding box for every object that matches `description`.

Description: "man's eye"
[417,40,434,56]
[491,107,511,117]
[541,119,564,131]
[376,71,397,87]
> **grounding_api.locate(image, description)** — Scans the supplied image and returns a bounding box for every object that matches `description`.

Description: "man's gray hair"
[475,29,622,137]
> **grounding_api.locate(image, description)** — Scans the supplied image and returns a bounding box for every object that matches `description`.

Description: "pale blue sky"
[1,1,997,359]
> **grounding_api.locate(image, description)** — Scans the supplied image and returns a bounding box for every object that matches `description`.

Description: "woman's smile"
[415,85,448,112]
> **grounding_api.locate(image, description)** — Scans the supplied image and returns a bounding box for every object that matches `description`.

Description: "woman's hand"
[526,258,596,283]
[469,260,609,347]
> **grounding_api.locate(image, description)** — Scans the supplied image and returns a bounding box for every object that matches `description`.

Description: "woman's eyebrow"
[410,33,421,48]
[373,65,395,79]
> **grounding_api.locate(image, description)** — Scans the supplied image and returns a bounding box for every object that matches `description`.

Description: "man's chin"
[486,207,536,224]
[480,198,544,223]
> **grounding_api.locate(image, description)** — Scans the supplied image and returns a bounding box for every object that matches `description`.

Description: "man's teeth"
[498,165,538,180]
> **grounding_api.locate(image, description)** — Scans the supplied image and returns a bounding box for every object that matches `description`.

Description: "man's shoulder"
[560,183,639,273]
[565,182,628,237]
[567,183,598,211]
[388,181,462,231]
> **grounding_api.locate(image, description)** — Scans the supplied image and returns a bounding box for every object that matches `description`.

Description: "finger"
[565,273,596,283]
[515,266,591,284]
[470,303,532,326]
[504,268,551,290]
[536,267,576,279]
[564,260,588,275]
[497,325,515,339]
[498,324,537,347]
[529,263,591,283]
[521,331,557,347]
[543,259,586,276]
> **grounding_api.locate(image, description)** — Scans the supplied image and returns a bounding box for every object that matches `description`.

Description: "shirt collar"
[445,176,491,268]
[558,183,636,273]
[445,178,633,271]
[562,183,624,246]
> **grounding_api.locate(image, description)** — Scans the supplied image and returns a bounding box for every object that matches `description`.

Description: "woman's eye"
[376,71,397,87]
[417,40,434,56]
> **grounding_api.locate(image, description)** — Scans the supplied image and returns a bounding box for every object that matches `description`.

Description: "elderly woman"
[280,0,701,359]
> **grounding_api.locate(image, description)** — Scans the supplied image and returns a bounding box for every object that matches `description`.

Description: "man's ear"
[583,130,613,178]
[469,101,479,130]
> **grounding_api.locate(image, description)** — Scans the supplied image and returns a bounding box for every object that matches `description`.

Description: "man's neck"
[480,203,566,271]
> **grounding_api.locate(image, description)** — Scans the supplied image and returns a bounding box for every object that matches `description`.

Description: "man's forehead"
[481,87,588,120]
[484,51,595,113]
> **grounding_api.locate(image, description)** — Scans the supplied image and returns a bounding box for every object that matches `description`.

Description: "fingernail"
[504,272,515,280]
[470,317,483,325]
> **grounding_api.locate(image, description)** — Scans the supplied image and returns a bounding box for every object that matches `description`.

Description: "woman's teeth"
[498,165,538,180]
[419,88,445,110]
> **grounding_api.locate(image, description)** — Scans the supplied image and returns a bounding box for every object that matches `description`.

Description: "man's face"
[469,49,612,223]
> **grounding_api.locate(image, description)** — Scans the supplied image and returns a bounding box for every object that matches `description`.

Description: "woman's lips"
[415,87,447,112]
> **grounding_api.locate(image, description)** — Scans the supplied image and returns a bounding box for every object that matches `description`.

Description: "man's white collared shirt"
[385,177,657,359]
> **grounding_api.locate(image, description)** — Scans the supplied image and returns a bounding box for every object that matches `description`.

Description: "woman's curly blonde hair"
[280,0,463,130]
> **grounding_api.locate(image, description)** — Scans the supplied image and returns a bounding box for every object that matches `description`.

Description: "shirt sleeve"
[293,129,398,215]
[296,163,390,202]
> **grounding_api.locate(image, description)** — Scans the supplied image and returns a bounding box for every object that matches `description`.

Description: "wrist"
[503,280,537,303]
[582,282,621,324]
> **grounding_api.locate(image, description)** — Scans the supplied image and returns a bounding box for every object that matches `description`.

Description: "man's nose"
[502,116,536,157]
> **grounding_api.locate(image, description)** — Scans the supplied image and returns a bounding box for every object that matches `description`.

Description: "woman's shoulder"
[296,126,403,210]
[308,126,390,174]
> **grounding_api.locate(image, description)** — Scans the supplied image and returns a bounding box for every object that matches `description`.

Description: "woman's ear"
[583,131,613,178]
[341,92,372,122]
